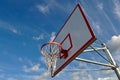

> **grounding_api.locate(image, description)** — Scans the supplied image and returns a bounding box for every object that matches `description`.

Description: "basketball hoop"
[40,42,62,76]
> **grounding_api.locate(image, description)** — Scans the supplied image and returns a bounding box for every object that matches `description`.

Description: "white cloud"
[36,0,74,15]
[107,35,120,52]
[19,57,42,72]
[31,64,40,72]
[107,35,120,62]
[92,22,102,34]
[0,20,21,35]
[71,71,93,80]
[78,62,88,68]
[97,3,103,10]
[71,72,80,80]
[9,27,20,34]
[36,5,49,15]
[0,73,40,80]
[36,0,57,15]
[23,64,40,72]
[102,70,114,76]
[19,57,34,66]
[88,75,93,80]
[34,72,50,80]
[33,34,44,41]
[113,0,120,19]
[23,65,30,72]
[50,32,56,41]
[98,77,117,80]
[7,77,17,80]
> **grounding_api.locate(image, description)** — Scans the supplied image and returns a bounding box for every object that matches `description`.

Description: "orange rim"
[41,42,62,57]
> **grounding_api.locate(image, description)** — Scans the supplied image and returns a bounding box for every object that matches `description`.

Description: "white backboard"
[52,4,96,77]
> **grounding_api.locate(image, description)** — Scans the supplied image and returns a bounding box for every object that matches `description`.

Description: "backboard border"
[52,3,96,77]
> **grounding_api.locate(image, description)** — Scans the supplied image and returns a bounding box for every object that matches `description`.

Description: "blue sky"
[0,0,120,80]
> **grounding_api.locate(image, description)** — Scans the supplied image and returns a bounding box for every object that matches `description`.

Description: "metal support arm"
[102,43,120,80]
[83,47,106,53]
[75,43,120,80]
[75,57,115,68]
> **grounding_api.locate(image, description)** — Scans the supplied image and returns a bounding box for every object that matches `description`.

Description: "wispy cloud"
[9,27,19,34]
[6,77,17,80]
[0,20,21,35]
[35,0,58,15]
[0,73,40,80]
[71,71,93,80]
[36,5,50,15]
[71,72,80,80]
[36,0,74,15]
[113,0,120,19]
[18,57,41,72]
[31,64,41,72]
[92,21,102,35]
[86,14,103,36]
[97,77,117,80]
[19,57,34,66]
[39,56,46,64]
[97,3,103,10]
[23,64,41,72]
[33,34,44,41]
[34,72,50,80]
[50,32,56,41]
[97,3,118,35]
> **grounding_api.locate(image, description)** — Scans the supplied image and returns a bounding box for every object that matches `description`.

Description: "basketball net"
[41,42,62,76]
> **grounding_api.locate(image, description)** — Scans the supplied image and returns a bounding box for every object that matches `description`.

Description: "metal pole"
[102,43,120,80]
[75,57,115,67]
[83,47,106,53]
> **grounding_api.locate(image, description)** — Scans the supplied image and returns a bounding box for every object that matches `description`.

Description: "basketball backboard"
[51,3,96,77]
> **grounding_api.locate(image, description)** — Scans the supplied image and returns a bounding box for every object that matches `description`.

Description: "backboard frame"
[52,3,96,77]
